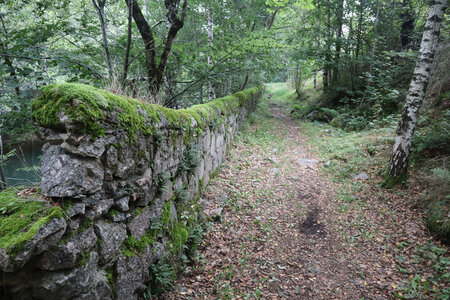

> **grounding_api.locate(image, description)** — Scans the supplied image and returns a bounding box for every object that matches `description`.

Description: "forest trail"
[160,83,432,299]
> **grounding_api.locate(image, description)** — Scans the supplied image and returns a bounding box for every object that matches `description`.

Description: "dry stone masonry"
[0,83,260,299]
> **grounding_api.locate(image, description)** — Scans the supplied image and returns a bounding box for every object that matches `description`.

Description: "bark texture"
[388,0,447,180]
[127,0,187,97]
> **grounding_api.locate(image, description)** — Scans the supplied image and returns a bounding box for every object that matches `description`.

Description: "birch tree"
[387,0,448,184]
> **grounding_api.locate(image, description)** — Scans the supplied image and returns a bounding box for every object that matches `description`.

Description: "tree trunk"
[400,0,415,49]
[122,0,133,84]
[207,9,215,100]
[127,0,187,98]
[355,1,364,60]
[92,0,113,78]
[0,131,6,191]
[323,2,331,88]
[0,14,20,96]
[333,0,344,83]
[369,0,381,74]
[313,63,317,90]
[265,6,279,30]
[387,0,447,183]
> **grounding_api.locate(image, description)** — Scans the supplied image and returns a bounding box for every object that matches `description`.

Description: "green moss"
[198,178,204,194]
[161,201,172,226]
[381,172,408,188]
[122,248,136,257]
[0,188,63,255]
[76,250,91,267]
[32,83,259,143]
[105,266,117,298]
[122,230,156,257]
[107,209,120,217]
[169,222,189,254]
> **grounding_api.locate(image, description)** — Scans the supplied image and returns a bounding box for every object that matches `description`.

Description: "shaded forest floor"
[160,83,449,299]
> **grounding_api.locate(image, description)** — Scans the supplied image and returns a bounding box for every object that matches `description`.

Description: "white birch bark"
[388,0,447,180]
[207,9,216,100]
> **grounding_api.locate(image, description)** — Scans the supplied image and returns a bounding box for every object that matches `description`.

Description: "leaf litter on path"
[160,94,449,300]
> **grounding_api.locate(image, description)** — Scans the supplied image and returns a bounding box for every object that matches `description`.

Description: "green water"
[2,141,44,187]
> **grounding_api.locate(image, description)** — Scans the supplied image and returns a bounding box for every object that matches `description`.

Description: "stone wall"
[0,83,260,299]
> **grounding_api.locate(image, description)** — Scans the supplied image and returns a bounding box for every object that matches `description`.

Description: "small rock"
[38,227,97,271]
[352,172,369,181]
[114,196,130,212]
[66,203,86,218]
[115,255,149,300]
[206,207,223,222]
[33,252,100,300]
[324,129,331,133]
[271,168,281,174]
[306,110,318,120]
[128,207,151,239]
[298,158,319,165]
[40,145,104,197]
[94,221,127,265]
[324,160,331,168]
[220,194,228,204]
[111,212,127,222]
[86,198,113,219]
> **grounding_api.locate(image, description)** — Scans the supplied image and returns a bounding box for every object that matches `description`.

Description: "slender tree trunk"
[207,9,215,100]
[265,6,279,30]
[333,0,344,83]
[122,0,133,84]
[0,15,20,96]
[323,2,331,88]
[400,0,415,49]
[369,0,381,74]
[0,130,6,191]
[313,63,317,90]
[387,0,447,182]
[92,0,113,78]
[355,0,364,77]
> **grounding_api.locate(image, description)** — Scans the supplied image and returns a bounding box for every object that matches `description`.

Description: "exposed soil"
[160,94,448,299]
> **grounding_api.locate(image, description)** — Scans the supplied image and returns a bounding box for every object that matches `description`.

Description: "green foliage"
[122,231,156,256]
[421,168,450,242]
[178,146,200,175]
[0,187,63,255]
[412,110,450,156]
[169,222,189,255]
[154,171,171,194]
[161,201,172,226]
[395,242,450,299]
[174,185,188,203]
[144,257,177,298]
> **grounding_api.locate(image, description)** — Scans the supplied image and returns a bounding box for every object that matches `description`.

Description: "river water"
[2,140,44,187]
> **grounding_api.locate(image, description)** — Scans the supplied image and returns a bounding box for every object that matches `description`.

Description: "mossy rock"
[0,187,63,255]
[32,83,260,142]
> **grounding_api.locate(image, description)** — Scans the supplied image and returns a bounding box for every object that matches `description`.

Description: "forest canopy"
[0,0,448,141]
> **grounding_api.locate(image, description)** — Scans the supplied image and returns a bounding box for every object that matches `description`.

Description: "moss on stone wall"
[32,83,259,141]
[0,188,63,254]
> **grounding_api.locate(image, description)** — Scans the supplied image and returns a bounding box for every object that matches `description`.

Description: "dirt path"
[160,89,444,299]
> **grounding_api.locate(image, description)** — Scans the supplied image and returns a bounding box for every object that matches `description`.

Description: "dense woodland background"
[0,0,448,236]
